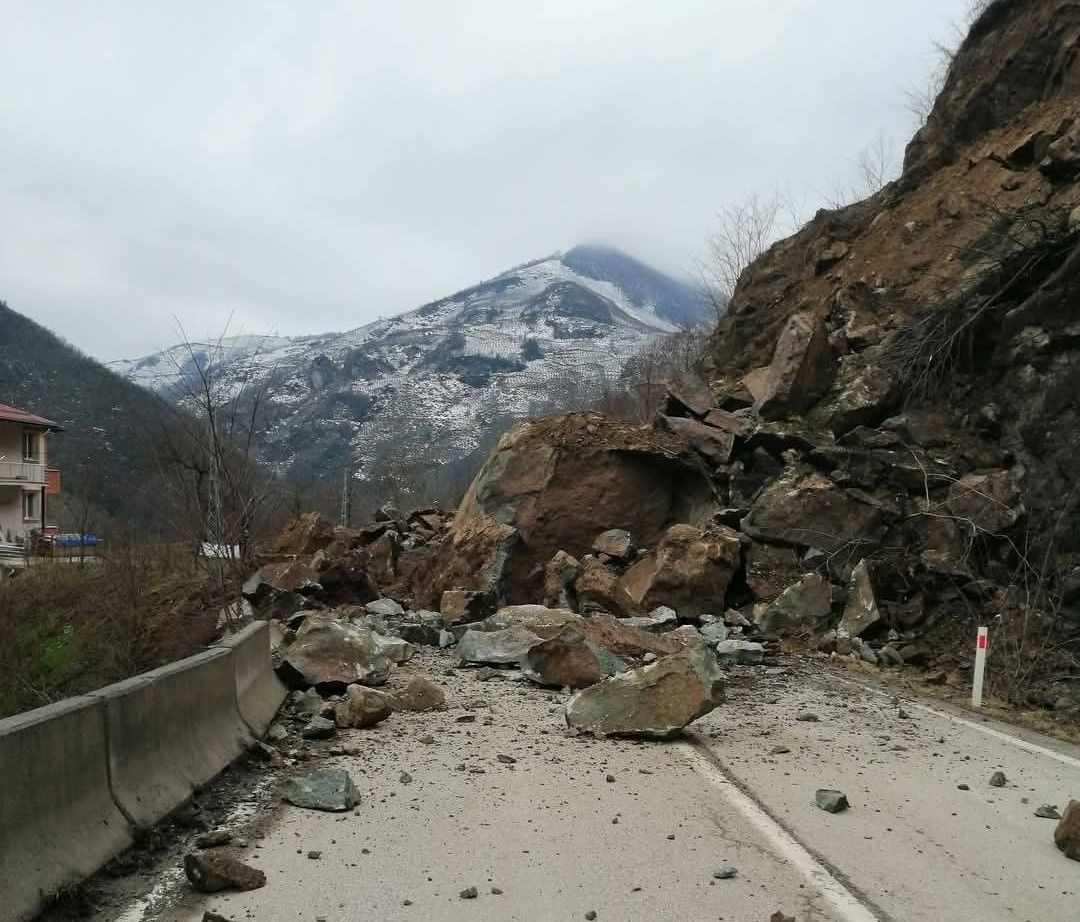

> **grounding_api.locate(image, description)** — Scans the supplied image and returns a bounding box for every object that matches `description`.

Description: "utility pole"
[340,462,353,527]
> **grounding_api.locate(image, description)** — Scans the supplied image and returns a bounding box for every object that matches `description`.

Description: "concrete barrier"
[213,621,287,737]
[91,648,255,828]
[0,696,133,922]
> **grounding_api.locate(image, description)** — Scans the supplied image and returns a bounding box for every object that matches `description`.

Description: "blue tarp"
[54,534,100,547]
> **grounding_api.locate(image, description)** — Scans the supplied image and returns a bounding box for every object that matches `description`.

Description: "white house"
[0,403,61,543]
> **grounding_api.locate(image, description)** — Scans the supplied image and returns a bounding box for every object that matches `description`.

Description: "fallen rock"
[575,558,641,616]
[1054,800,1080,860]
[301,716,337,739]
[334,685,393,728]
[543,550,581,609]
[484,604,581,639]
[183,853,265,893]
[946,470,1024,535]
[620,607,679,633]
[457,624,544,665]
[564,645,725,739]
[699,617,729,644]
[195,829,234,849]
[989,770,1007,788]
[577,614,689,657]
[664,372,714,418]
[276,613,391,694]
[440,589,489,626]
[281,768,362,812]
[838,560,882,638]
[714,639,765,665]
[757,312,835,420]
[815,790,849,813]
[388,676,447,711]
[619,524,742,619]
[713,865,738,880]
[372,632,417,665]
[658,415,735,464]
[1036,804,1062,820]
[758,572,832,636]
[272,512,336,556]
[592,528,634,560]
[365,597,405,618]
[521,627,627,689]
[742,470,884,553]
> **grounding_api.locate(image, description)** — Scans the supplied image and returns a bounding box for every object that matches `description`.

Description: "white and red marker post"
[971,625,989,708]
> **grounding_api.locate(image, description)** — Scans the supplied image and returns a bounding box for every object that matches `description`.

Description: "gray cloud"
[0,0,972,360]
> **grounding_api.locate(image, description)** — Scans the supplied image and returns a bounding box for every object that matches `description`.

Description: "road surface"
[92,654,1079,922]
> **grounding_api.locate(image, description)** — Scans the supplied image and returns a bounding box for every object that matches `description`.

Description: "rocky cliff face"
[420,0,1080,713]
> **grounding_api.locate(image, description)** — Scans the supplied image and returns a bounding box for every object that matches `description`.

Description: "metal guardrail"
[0,461,44,483]
[0,542,27,570]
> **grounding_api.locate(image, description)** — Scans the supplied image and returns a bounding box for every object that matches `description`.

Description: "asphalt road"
[104,654,1079,922]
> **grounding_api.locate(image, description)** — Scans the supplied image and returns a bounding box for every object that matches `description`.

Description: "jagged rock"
[273,512,336,556]
[742,470,884,553]
[815,790,849,814]
[521,627,627,688]
[759,572,832,636]
[699,617,729,644]
[878,644,904,667]
[564,645,725,738]
[946,471,1024,535]
[658,415,735,464]
[275,613,391,694]
[372,633,416,665]
[364,531,399,587]
[543,550,581,609]
[457,624,544,665]
[838,561,882,638]
[813,359,895,435]
[483,604,581,638]
[989,770,1007,788]
[302,716,337,739]
[1054,801,1080,860]
[256,559,322,596]
[388,676,447,711]
[395,620,443,646]
[619,524,742,619]
[620,607,679,633]
[664,372,714,417]
[592,528,634,560]
[714,640,765,665]
[575,558,641,616]
[577,614,692,657]
[415,413,713,605]
[703,408,755,438]
[281,768,362,812]
[440,588,489,626]
[365,598,405,618]
[757,312,835,420]
[184,853,266,892]
[333,685,393,728]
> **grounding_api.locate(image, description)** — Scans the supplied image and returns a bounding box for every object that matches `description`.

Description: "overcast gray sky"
[1,1,971,361]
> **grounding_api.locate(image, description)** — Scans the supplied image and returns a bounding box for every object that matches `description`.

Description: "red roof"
[0,403,63,430]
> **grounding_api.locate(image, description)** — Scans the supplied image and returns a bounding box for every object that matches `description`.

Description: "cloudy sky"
[1,1,972,361]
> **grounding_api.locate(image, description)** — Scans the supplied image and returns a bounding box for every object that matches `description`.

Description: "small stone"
[957,784,970,791]
[585,912,598,921]
[460,886,479,899]
[491,886,504,895]
[195,829,233,849]
[713,865,738,879]
[606,773,616,783]
[202,913,235,922]
[769,746,791,755]
[815,789,849,813]
[1036,804,1062,820]
[302,716,337,740]
[989,770,1007,788]
[666,834,676,840]
[419,733,435,744]
[307,850,322,859]
[897,708,910,720]
[497,754,517,764]
[796,712,819,722]
[399,771,413,784]
[770,913,796,922]
[183,853,266,892]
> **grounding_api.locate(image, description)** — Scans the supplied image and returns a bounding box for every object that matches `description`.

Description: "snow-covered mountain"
[112,245,706,486]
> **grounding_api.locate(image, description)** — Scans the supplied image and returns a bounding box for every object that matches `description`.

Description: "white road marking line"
[680,743,880,922]
[847,680,1080,771]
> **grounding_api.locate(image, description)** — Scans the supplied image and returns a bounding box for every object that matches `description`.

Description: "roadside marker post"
[972,626,988,708]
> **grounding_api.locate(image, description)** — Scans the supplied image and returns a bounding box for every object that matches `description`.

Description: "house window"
[23,431,38,462]
[23,491,39,521]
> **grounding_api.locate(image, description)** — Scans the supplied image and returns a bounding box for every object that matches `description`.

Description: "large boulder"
[276,613,391,694]
[252,559,322,596]
[577,614,690,657]
[758,572,833,636]
[742,470,885,552]
[483,605,581,639]
[273,512,336,556]
[521,627,627,689]
[757,312,835,420]
[945,471,1024,535]
[745,543,805,601]
[415,412,714,606]
[575,559,641,616]
[542,550,581,609]
[333,684,393,728]
[456,624,543,665]
[618,525,742,618]
[657,416,735,465]
[388,677,447,711]
[838,560,883,638]
[1054,800,1080,860]
[564,645,725,739]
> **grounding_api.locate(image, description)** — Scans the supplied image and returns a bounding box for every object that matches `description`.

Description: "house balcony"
[0,461,45,485]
